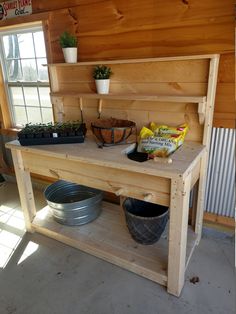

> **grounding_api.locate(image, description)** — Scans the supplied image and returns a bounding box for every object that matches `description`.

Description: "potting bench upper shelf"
[6,54,219,297]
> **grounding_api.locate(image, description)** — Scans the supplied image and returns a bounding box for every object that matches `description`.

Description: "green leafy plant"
[93,65,112,80]
[59,32,77,48]
[18,121,83,138]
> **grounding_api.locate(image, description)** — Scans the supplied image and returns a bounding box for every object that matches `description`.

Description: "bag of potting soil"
[137,123,188,157]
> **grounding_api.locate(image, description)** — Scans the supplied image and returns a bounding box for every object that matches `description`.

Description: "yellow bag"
[138,123,188,157]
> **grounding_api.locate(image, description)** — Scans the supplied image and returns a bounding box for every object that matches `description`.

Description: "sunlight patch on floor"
[0,205,25,269]
[0,230,22,268]
[0,205,25,231]
[17,241,39,265]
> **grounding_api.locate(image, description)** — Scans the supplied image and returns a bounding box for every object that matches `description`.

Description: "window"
[0,24,53,127]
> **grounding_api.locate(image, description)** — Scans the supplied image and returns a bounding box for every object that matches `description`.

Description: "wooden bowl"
[91,118,136,146]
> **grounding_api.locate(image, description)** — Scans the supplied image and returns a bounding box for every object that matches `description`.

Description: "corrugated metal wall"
[205,128,235,217]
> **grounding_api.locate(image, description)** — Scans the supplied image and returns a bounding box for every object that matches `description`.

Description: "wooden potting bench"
[6,54,219,296]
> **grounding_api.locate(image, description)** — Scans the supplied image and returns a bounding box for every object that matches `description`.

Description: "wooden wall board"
[217,53,234,83]
[31,0,234,20]
[213,113,236,129]
[43,1,234,61]
[215,83,235,114]
[0,1,234,129]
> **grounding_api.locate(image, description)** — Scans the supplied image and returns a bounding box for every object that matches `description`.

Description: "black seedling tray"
[19,134,85,146]
[18,123,87,146]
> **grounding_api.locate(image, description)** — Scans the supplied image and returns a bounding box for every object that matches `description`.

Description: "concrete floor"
[0,180,235,314]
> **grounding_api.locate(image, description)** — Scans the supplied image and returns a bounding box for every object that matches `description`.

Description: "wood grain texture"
[48,57,209,142]
[213,53,235,128]
[0,0,234,129]
[0,65,11,128]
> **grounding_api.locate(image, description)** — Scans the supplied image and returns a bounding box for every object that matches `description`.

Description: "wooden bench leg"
[11,149,36,232]
[194,154,207,243]
[167,174,191,297]
[189,181,199,228]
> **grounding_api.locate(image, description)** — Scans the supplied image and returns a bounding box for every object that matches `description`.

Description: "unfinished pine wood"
[195,152,208,243]
[51,92,206,104]
[194,55,220,240]
[5,54,219,297]
[31,201,197,287]
[6,136,205,181]
[47,56,212,141]
[167,173,192,296]
[203,56,220,147]
[10,150,36,231]
[50,96,64,122]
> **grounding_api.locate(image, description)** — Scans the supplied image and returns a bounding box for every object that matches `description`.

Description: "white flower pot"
[95,79,110,94]
[62,47,77,63]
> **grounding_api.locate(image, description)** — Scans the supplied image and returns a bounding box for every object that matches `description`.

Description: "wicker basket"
[91,118,136,146]
[123,198,169,245]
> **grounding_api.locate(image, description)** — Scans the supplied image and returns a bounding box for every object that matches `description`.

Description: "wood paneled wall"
[0,0,235,128]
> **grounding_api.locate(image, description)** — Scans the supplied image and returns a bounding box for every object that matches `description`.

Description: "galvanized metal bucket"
[44,180,103,226]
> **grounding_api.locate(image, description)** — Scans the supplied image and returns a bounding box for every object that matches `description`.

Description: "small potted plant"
[93,65,112,94]
[59,31,78,63]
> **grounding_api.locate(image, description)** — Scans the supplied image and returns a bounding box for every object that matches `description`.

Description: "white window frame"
[0,22,52,127]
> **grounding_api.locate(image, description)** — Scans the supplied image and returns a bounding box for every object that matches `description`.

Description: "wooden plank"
[46,55,217,66]
[195,55,220,241]
[203,212,235,229]
[31,200,199,288]
[213,115,236,129]
[32,0,234,21]
[0,13,49,28]
[215,83,235,114]
[213,55,234,127]
[10,150,36,231]
[57,82,207,96]
[190,161,200,190]
[50,96,64,122]
[21,151,171,207]
[6,137,206,180]
[217,53,234,83]
[167,173,192,296]
[195,153,208,242]
[51,59,209,83]
[32,202,168,286]
[203,55,220,146]
[51,92,206,103]
[0,64,11,129]
[190,181,199,228]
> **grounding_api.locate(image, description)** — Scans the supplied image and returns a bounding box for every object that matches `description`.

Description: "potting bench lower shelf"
[32,202,198,287]
[6,137,206,297]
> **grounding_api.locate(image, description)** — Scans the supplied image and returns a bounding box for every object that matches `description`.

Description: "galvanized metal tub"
[44,180,103,226]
